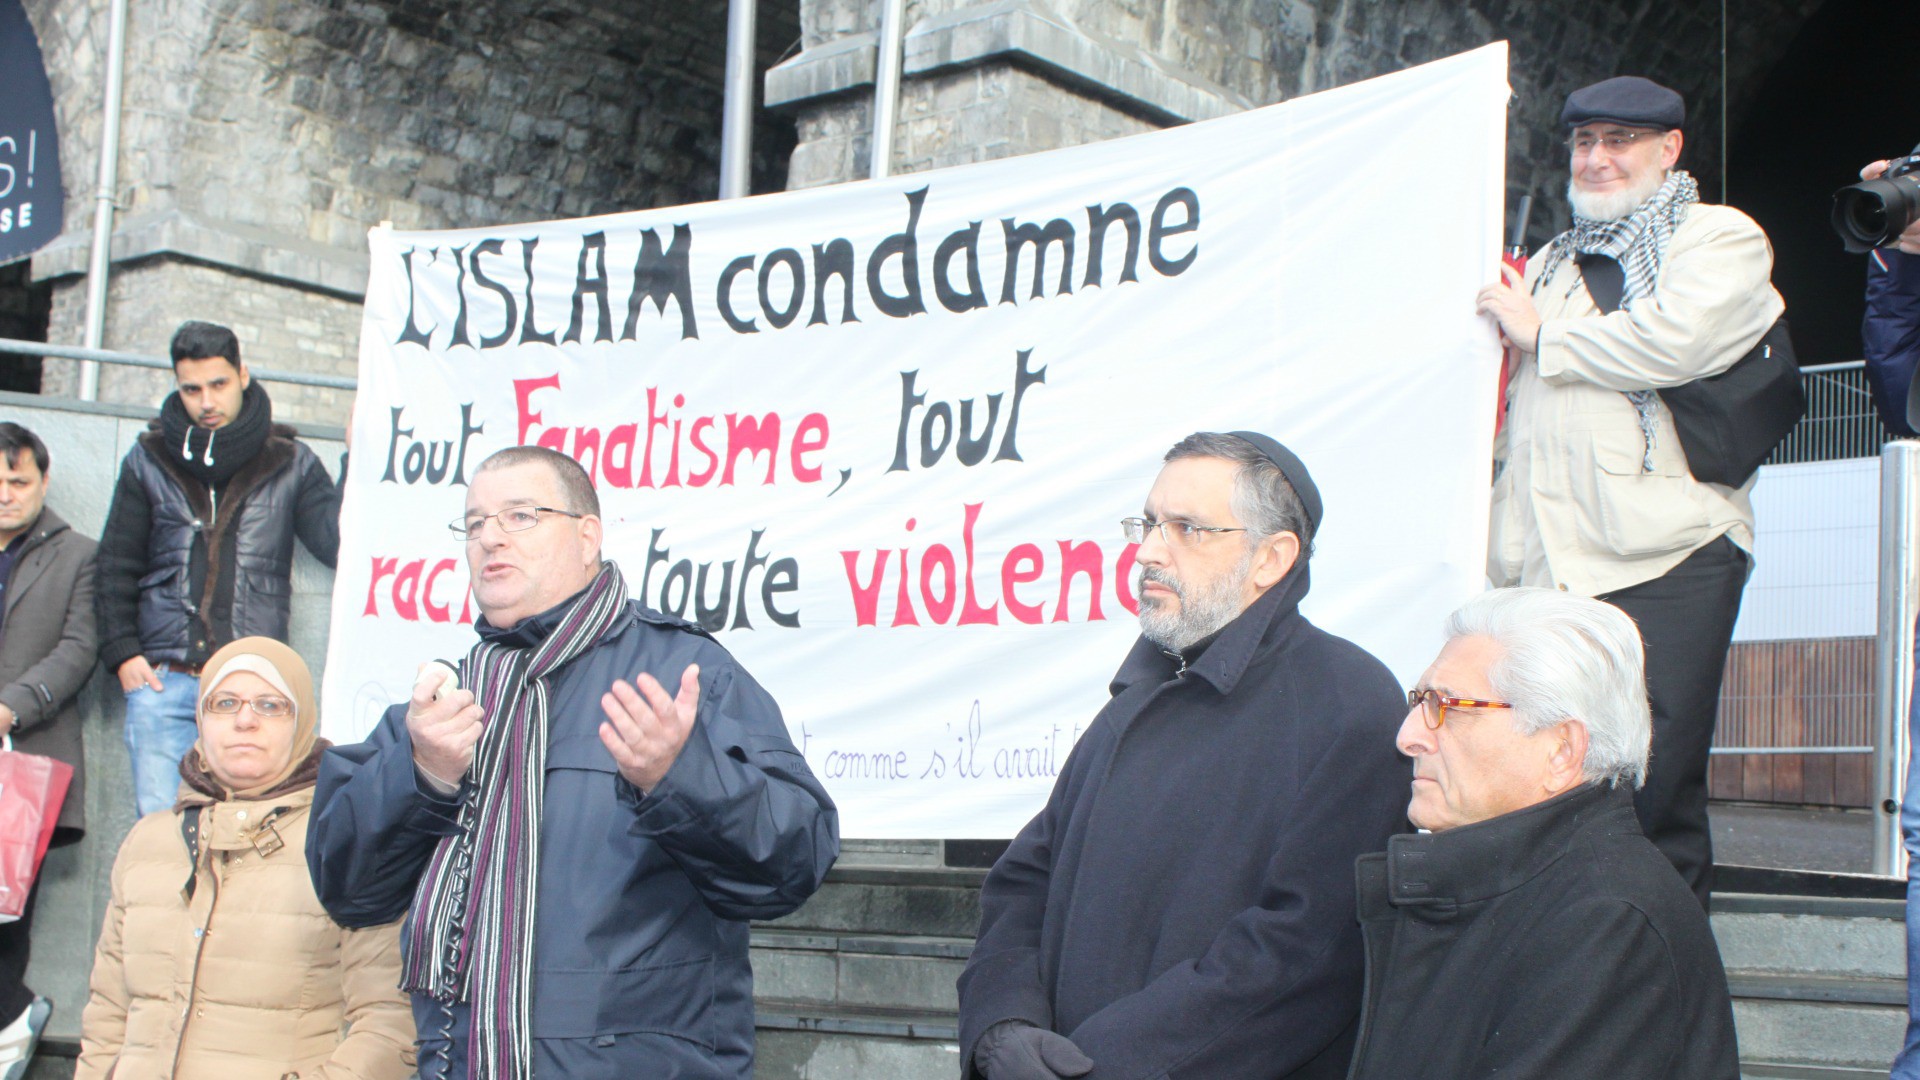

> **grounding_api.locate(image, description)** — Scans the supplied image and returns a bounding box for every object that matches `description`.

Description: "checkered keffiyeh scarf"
[401,561,629,1080]
[1535,170,1701,470]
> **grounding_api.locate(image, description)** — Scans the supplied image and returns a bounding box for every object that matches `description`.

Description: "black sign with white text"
[0,0,62,263]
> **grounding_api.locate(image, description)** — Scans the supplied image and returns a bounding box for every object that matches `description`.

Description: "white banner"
[326,44,1509,839]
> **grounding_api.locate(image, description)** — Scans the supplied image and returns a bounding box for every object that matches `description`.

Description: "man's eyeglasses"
[1120,516,1248,548]
[449,505,585,541]
[202,693,296,719]
[1565,130,1658,156]
[1406,687,1513,730]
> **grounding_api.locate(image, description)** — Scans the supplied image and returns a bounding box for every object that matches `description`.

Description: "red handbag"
[0,738,71,922]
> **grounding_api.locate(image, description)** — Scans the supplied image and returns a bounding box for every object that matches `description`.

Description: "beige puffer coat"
[76,786,415,1079]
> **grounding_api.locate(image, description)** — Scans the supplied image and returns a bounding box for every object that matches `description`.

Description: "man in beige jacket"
[1476,75,1783,906]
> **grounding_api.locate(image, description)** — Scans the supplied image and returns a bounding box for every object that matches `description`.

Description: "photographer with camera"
[1476,76,1786,908]
[1851,156,1920,441]
[1846,154,1920,1080]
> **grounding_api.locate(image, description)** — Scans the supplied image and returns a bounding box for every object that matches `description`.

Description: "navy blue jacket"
[307,598,838,1078]
[957,566,1412,1079]
[1864,247,1920,437]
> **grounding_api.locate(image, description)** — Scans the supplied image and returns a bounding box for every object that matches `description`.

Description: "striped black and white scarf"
[1535,170,1701,470]
[401,561,630,1080]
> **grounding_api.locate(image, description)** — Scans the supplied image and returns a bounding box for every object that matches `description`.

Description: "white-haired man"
[1474,75,1784,905]
[1345,587,1737,1080]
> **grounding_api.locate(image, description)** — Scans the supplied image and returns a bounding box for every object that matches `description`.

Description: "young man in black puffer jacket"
[95,320,342,815]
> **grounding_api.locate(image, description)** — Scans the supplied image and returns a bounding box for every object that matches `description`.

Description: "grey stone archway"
[19,0,801,421]
[11,0,1840,415]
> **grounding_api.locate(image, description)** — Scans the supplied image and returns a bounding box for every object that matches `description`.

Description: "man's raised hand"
[599,664,700,795]
[407,662,483,789]
[1476,261,1542,354]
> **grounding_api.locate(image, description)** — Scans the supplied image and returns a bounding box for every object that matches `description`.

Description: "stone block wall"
[39,258,360,427]
[28,0,801,243]
[773,0,1823,247]
[790,63,1157,188]
[17,0,804,424]
[9,0,1834,425]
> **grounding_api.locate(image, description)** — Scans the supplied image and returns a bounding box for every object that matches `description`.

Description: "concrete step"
[752,927,971,1015]
[764,866,985,938]
[1714,892,1908,1073]
[753,871,1920,1077]
[755,1000,960,1080]
[1713,894,1906,980]
[751,865,974,1078]
[1734,999,1905,1075]
[1741,1066,1897,1079]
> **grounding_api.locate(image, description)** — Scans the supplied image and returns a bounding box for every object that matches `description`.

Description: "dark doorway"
[0,259,48,393]
[1728,0,1920,364]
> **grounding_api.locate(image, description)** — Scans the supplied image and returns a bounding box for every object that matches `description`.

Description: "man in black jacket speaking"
[1345,587,1737,1079]
[957,431,1411,1079]
[95,320,341,815]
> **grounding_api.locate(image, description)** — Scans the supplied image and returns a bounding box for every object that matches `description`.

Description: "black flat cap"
[1227,431,1322,534]
[1561,76,1685,132]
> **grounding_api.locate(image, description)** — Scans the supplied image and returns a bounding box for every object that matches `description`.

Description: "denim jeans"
[1896,619,1920,1079]
[122,665,200,817]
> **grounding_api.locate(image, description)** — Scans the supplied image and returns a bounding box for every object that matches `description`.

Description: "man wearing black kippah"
[958,431,1410,1079]
[1475,76,1784,906]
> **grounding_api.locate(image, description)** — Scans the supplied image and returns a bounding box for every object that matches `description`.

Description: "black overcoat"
[958,565,1412,1078]
[1346,782,1740,1080]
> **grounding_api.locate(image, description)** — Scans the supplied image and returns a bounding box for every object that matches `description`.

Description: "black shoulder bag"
[1577,253,1805,487]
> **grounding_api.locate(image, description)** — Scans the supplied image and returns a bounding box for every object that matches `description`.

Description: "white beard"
[1567,170,1667,222]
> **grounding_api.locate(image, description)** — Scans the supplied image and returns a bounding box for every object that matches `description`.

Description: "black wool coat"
[1346,782,1740,1080]
[958,565,1412,1079]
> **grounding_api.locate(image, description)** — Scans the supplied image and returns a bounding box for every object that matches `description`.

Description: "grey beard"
[1137,555,1253,653]
[1567,170,1667,222]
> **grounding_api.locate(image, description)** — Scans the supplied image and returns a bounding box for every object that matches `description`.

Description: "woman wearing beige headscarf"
[76,638,415,1079]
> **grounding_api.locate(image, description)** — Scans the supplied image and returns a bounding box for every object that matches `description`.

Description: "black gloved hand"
[975,1021,1094,1079]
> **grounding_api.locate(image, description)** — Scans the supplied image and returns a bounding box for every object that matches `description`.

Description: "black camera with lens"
[1833,144,1920,253]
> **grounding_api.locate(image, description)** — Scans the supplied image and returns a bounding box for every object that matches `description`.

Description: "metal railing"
[1712,362,1883,763]
[1767,360,1883,465]
[0,336,358,390]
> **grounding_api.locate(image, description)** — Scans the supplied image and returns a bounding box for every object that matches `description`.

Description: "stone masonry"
[9,0,1831,424]
[20,0,802,425]
[42,256,363,424]
[773,0,1824,249]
